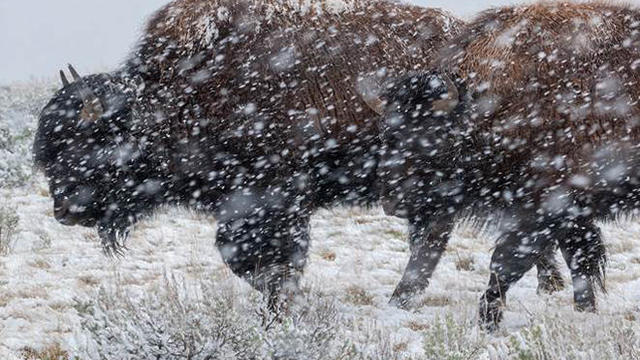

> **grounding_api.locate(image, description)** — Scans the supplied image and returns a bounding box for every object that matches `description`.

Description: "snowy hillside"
[1,81,640,359]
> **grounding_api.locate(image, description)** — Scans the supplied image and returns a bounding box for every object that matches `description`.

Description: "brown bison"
[33,0,562,310]
[371,1,640,329]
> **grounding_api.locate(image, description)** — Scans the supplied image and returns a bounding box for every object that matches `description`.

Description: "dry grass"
[382,229,405,240]
[0,292,11,307]
[354,217,374,225]
[345,285,374,306]
[37,186,49,198]
[454,254,476,271]
[418,295,452,307]
[77,275,100,287]
[29,259,51,269]
[624,312,637,322]
[393,342,408,352]
[607,239,635,255]
[15,286,49,300]
[319,249,337,261]
[406,321,430,332]
[20,344,73,360]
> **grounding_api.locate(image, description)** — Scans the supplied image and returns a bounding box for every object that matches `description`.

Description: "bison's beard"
[95,198,147,256]
[94,184,166,256]
[97,216,132,257]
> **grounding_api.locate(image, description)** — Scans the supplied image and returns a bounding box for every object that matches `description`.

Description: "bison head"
[365,71,463,218]
[33,65,144,254]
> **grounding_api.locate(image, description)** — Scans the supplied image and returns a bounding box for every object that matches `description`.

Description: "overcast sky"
[0,0,628,85]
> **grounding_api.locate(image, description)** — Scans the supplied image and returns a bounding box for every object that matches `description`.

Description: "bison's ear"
[363,95,385,115]
[61,64,106,123]
[357,75,388,115]
[430,74,460,114]
[79,96,105,123]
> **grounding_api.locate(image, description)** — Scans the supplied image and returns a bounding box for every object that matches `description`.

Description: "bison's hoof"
[478,295,504,332]
[536,273,565,295]
[574,300,596,313]
[389,288,417,310]
[389,295,411,310]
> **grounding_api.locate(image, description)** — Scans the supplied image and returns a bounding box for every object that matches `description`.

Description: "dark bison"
[33,0,561,310]
[33,0,465,307]
[370,1,640,329]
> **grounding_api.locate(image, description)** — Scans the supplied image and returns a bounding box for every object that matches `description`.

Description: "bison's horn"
[68,64,81,81]
[59,70,70,87]
[431,74,460,113]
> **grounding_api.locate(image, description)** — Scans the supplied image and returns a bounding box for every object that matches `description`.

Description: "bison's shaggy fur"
[34,0,466,307]
[376,1,640,329]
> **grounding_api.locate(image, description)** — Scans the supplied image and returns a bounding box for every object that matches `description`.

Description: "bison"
[33,0,465,308]
[370,1,640,329]
[33,0,561,310]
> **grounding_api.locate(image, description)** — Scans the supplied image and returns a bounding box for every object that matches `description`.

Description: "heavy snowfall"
[2,0,640,359]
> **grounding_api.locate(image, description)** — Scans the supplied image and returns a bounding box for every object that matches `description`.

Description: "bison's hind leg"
[556,219,605,313]
[479,215,606,331]
[479,214,555,331]
[215,205,310,313]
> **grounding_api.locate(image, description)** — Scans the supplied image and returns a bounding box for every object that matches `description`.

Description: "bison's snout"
[54,197,86,226]
[54,201,97,227]
[381,198,400,216]
[52,186,98,227]
[53,198,71,223]
[381,196,409,218]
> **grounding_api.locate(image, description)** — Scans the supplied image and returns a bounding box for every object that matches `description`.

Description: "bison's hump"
[437,1,640,150]
[144,0,460,54]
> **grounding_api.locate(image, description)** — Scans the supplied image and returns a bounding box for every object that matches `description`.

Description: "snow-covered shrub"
[0,126,12,149]
[0,82,54,187]
[0,121,34,186]
[75,274,384,360]
[0,203,19,255]
[422,315,485,360]
[76,275,264,359]
[503,318,640,360]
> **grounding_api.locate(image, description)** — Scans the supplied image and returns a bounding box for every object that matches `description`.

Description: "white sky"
[0,0,631,85]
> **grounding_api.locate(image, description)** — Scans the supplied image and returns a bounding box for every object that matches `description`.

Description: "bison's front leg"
[389,215,454,309]
[215,208,310,312]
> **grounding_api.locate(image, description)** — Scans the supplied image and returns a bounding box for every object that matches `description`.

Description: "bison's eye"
[53,187,66,196]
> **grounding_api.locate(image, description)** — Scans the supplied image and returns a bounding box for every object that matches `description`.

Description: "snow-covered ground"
[1,81,640,359]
